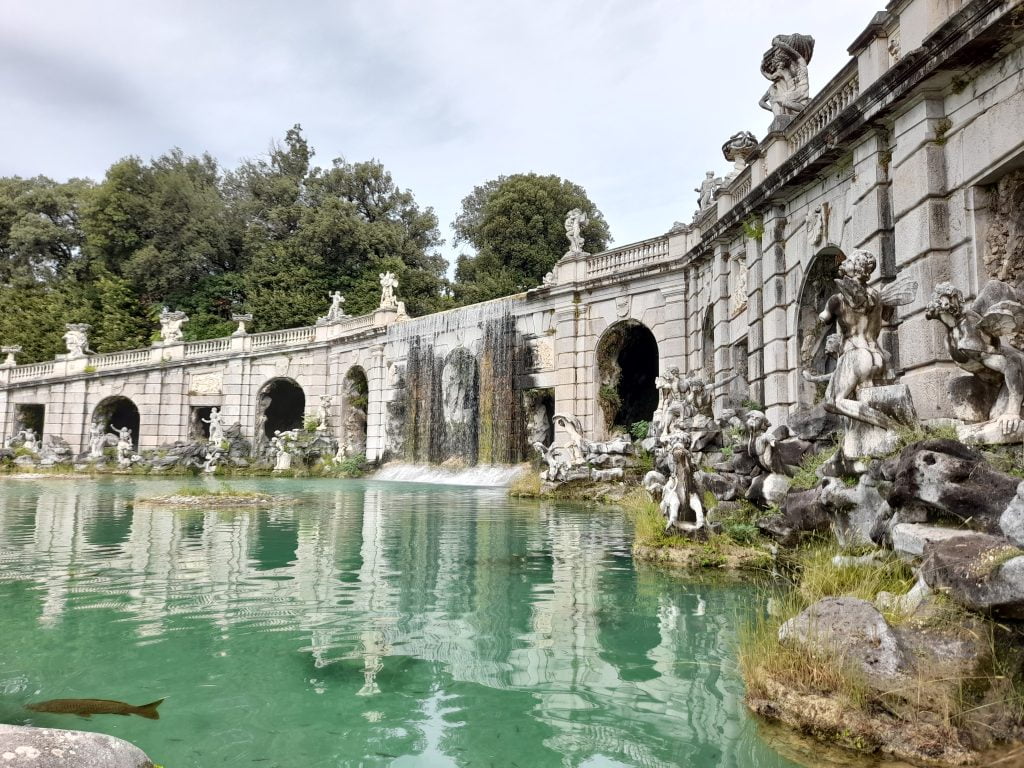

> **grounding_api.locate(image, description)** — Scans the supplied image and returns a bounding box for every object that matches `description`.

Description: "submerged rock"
[0,724,154,767]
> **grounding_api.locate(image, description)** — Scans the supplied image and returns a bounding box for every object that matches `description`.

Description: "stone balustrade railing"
[588,236,671,279]
[93,349,152,371]
[787,62,860,152]
[184,338,231,358]
[729,166,753,202]
[2,311,386,385]
[10,362,55,382]
[249,326,316,350]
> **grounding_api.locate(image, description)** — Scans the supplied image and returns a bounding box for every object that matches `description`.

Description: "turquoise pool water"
[0,476,805,767]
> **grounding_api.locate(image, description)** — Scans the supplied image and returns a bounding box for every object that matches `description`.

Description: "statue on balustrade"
[695,172,723,212]
[159,308,189,344]
[62,324,92,359]
[318,292,348,325]
[759,33,815,119]
[379,272,399,310]
[564,209,588,253]
[927,280,1024,443]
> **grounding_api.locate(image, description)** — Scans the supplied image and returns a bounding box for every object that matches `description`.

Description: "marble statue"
[88,420,106,460]
[318,292,348,325]
[379,272,399,310]
[759,33,815,119]
[271,430,293,471]
[112,426,135,468]
[815,250,917,431]
[19,428,38,453]
[722,131,759,174]
[552,413,587,466]
[927,280,1024,442]
[232,313,253,336]
[542,271,555,287]
[661,438,704,532]
[159,308,189,344]
[316,396,332,432]
[1,345,20,367]
[564,209,588,253]
[695,172,723,211]
[801,333,842,384]
[62,324,92,359]
[203,407,226,446]
[806,204,828,248]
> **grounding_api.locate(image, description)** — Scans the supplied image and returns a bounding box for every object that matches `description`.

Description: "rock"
[819,475,891,548]
[841,384,917,462]
[888,439,1018,532]
[760,472,792,507]
[999,480,1024,547]
[876,574,933,617]
[696,470,740,502]
[786,404,840,442]
[0,724,154,767]
[779,597,912,688]
[591,467,623,482]
[833,550,884,568]
[921,532,1024,619]
[758,487,831,545]
[891,523,976,559]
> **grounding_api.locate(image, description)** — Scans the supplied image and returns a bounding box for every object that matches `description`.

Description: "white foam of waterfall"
[372,463,527,487]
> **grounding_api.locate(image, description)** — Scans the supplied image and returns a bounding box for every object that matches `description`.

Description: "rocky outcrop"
[921,532,1024,619]
[758,487,830,544]
[0,725,154,767]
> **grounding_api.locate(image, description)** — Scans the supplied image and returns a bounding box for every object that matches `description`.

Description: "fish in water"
[26,697,165,720]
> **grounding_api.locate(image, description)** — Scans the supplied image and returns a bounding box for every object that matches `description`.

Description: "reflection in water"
[0,478,803,768]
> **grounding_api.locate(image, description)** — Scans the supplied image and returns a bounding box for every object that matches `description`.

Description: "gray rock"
[921,532,1024,619]
[819,475,891,548]
[999,480,1024,547]
[888,439,1018,532]
[786,404,840,443]
[876,574,933,617]
[760,472,791,507]
[0,724,154,767]
[779,597,912,688]
[892,523,978,559]
[758,487,831,545]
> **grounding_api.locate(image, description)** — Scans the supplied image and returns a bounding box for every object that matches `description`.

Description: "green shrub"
[630,420,649,440]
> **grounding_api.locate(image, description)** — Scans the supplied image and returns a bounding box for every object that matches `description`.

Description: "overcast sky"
[3,0,873,266]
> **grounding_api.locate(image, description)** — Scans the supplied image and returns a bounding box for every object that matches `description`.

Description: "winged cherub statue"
[814,250,917,430]
[926,281,1024,437]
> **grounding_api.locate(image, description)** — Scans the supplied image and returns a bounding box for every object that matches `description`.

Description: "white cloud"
[1,0,876,264]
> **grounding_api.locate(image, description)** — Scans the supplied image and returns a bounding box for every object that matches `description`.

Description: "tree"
[451,173,611,304]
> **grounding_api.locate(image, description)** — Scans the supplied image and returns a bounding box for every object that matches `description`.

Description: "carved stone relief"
[985,168,1024,286]
[189,372,223,396]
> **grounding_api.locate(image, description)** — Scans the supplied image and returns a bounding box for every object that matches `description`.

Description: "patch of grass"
[333,452,366,478]
[796,543,915,614]
[890,422,960,454]
[741,398,765,412]
[790,448,831,490]
[508,468,542,497]
[171,485,264,498]
[723,521,760,546]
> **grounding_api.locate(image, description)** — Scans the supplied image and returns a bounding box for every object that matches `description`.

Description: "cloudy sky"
[3,0,871,266]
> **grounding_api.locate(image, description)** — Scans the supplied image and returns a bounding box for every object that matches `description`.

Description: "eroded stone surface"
[0,725,153,767]
[921,533,1024,619]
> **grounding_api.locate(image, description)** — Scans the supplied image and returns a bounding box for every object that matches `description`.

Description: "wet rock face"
[888,439,1018,531]
[921,533,1024,619]
[0,724,154,767]
[779,597,912,688]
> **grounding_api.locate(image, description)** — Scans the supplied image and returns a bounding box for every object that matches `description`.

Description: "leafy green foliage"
[452,173,610,304]
[629,420,649,440]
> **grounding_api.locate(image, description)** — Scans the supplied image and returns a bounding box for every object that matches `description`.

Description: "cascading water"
[387,296,527,467]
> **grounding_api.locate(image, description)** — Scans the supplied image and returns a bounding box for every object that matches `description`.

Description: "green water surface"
[0,477,805,768]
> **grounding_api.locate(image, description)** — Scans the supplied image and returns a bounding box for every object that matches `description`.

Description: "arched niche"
[342,366,369,456]
[92,396,141,449]
[255,378,305,450]
[596,320,659,434]
[796,246,845,407]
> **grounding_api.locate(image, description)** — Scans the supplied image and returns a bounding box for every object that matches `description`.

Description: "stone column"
[760,206,793,426]
[711,243,731,414]
[746,232,766,409]
[365,343,386,462]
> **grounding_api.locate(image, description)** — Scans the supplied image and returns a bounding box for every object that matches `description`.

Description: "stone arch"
[596,320,659,435]
[441,347,479,463]
[92,396,141,450]
[255,378,305,451]
[796,246,845,407]
[341,366,369,457]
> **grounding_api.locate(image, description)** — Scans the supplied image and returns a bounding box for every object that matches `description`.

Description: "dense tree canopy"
[0,125,450,362]
[451,173,610,305]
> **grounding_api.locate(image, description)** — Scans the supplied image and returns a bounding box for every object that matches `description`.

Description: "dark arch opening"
[797,247,845,407]
[342,366,369,456]
[597,320,659,433]
[257,378,306,441]
[93,396,140,450]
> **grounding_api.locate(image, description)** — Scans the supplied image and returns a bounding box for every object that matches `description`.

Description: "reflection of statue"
[203,407,225,445]
[927,281,1024,437]
[564,209,588,253]
[812,250,917,430]
[695,172,723,211]
[379,272,399,309]
[759,33,815,118]
[63,324,92,359]
[88,421,106,459]
[159,308,189,343]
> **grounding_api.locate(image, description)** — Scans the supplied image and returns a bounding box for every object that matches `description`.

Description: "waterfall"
[372,463,527,487]
[386,296,527,466]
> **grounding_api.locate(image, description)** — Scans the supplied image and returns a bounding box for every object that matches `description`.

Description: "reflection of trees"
[0,481,789,768]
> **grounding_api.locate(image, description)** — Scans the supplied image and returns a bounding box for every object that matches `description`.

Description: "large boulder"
[0,725,154,767]
[758,486,831,545]
[786,404,840,443]
[888,439,1018,532]
[818,475,891,548]
[921,532,1024,619]
[779,597,912,689]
